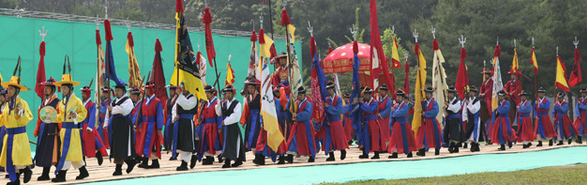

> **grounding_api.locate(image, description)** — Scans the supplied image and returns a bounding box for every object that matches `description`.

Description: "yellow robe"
[0,96,33,167]
[54,93,87,162]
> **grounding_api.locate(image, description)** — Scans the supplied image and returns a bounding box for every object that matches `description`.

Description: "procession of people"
[1,1,587,185]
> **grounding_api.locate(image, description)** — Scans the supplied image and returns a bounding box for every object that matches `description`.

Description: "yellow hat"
[54,74,81,87]
[1,76,28,91]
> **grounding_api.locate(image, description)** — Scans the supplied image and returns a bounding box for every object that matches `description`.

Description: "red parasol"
[322,42,375,73]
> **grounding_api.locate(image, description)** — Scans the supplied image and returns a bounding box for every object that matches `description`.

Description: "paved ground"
[2,141,583,184]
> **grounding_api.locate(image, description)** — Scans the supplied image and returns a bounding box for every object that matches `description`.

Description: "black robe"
[221,99,246,161]
[110,96,136,160]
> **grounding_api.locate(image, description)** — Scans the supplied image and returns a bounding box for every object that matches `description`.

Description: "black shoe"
[407,152,413,158]
[359,153,369,159]
[371,152,380,159]
[523,143,529,148]
[21,168,32,183]
[76,166,89,180]
[340,150,347,160]
[308,157,315,162]
[218,154,224,163]
[577,136,583,144]
[138,158,149,168]
[537,141,543,147]
[149,159,160,169]
[6,179,20,185]
[37,167,51,181]
[557,141,564,146]
[231,160,243,167]
[125,159,137,174]
[222,160,231,168]
[448,143,455,153]
[348,140,353,145]
[253,154,265,165]
[498,144,506,151]
[202,156,214,165]
[549,139,554,146]
[190,155,197,169]
[96,151,104,166]
[287,154,294,164]
[277,156,286,164]
[113,164,123,176]
[416,149,425,156]
[454,144,460,153]
[389,152,398,158]
[435,149,440,155]
[51,170,66,183]
[527,142,533,148]
[568,139,573,145]
[326,152,335,161]
[176,161,189,171]
[463,143,468,149]
[169,155,178,161]
[508,142,513,148]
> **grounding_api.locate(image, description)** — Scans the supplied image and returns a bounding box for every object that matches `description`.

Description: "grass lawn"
[320,163,587,185]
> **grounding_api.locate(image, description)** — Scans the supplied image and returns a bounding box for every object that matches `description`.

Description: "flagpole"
[268,0,274,40]
[212,58,222,99]
[533,38,538,101]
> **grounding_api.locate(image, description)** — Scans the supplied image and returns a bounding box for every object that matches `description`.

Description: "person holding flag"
[462,86,482,152]
[97,87,112,149]
[170,82,199,171]
[240,78,263,154]
[416,87,443,156]
[387,90,417,158]
[286,86,316,163]
[534,87,557,147]
[342,93,354,144]
[79,82,108,166]
[33,77,61,181]
[134,82,165,169]
[356,87,382,159]
[322,81,349,161]
[553,92,580,145]
[517,91,535,148]
[197,85,223,165]
[491,90,515,151]
[377,85,392,151]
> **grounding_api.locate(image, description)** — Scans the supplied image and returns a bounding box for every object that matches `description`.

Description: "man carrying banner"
[286,86,316,163]
[534,87,557,147]
[517,91,535,148]
[98,87,112,149]
[342,93,354,144]
[492,90,515,151]
[416,87,443,156]
[479,70,493,143]
[388,90,417,158]
[553,92,579,145]
[134,82,164,169]
[80,83,108,165]
[104,82,137,176]
[171,83,198,171]
[198,85,222,165]
[322,82,349,161]
[356,87,382,159]
[33,77,61,181]
[240,78,262,154]
[377,85,392,151]
[217,84,245,168]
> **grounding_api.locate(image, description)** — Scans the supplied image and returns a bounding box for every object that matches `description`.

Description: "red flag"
[455,47,469,99]
[203,7,216,67]
[569,47,582,88]
[151,38,168,105]
[35,41,46,99]
[404,59,409,93]
[369,0,393,94]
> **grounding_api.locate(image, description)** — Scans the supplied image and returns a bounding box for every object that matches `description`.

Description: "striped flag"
[555,55,570,92]
[530,46,538,74]
[126,31,142,88]
[491,45,503,112]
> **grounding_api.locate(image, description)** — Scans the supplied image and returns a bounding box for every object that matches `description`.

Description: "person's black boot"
[190,155,197,169]
[454,143,460,153]
[527,142,533,148]
[277,156,286,164]
[435,149,440,155]
[549,139,554,146]
[308,156,315,162]
[218,154,224,163]
[149,159,160,169]
[340,149,347,160]
[568,139,573,145]
[578,136,583,144]
[508,142,513,148]
[51,170,67,183]
[371,151,380,159]
[7,172,21,185]
[407,152,413,158]
[138,157,149,168]
[523,143,529,148]
[113,164,123,176]
[202,156,214,165]
[388,152,398,159]
[21,167,32,183]
[176,161,188,171]
[76,166,89,180]
[463,143,468,149]
[498,144,506,151]
[222,159,231,168]
[557,140,564,146]
[125,159,137,174]
[96,151,104,166]
[37,167,51,181]
[416,148,425,156]
[448,142,455,153]
[326,152,335,161]
[253,154,265,165]
[358,152,369,159]
[287,154,294,164]
[537,141,543,147]
[169,154,178,160]
[232,159,243,167]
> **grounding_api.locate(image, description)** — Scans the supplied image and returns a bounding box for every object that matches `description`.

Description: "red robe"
[480,78,493,114]
[134,97,164,159]
[503,79,522,105]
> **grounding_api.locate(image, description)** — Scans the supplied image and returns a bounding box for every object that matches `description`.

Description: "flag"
[403,57,410,93]
[259,29,273,59]
[126,31,142,88]
[391,37,402,68]
[202,7,216,67]
[569,47,582,88]
[530,46,538,74]
[350,41,363,144]
[35,40,46,99]
[510,48,521,75]
[198,52,207,84]
[412,42,427,133]
[170,0,207,100]
[226,62,235,85]
[455,45,469,99]
[260,57,284,152]
[104,19,125,85]
[95,28,106,105]
[369,0,391,92]
[310,36,327,123]
[491,45,503,111]
[431,38,447,123]
[281,9,303,100]
[556,55,570,92]
[151,38,168,105]
[248,31,260,80]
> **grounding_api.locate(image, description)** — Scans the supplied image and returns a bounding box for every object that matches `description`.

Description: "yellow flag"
[125,34,142,88]
[288,24,296,43]
[260,60,284,151]
[555,55,570,92]
[260,35,273,58]
[511,48,519,74]
[412,44,427,134]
